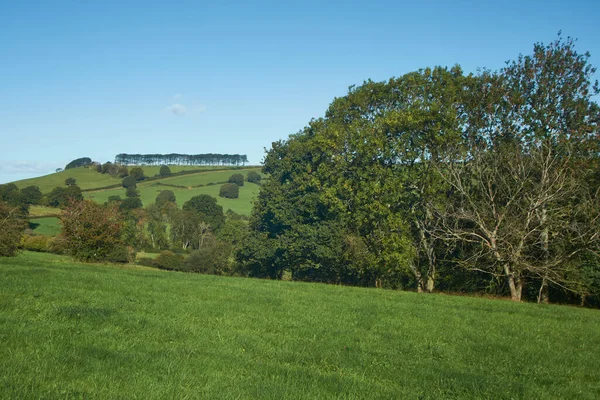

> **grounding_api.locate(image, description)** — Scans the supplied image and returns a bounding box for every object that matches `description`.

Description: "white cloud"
[173,93,183,101]
[166,103,187,116]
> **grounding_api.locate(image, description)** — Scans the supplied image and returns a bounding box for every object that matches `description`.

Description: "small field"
[1,251,599,399]
[29,217,61,236]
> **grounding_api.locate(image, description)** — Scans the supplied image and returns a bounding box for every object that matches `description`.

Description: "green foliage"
[154,250,184,270]
[20,186,43,205]
[46,185,83,208]
[119,197,142,211]
[107,195,122,203]
[117,165,129,178]
[122,175,137,189]
[0,202,27,256]
[105,245,135,263]
[125,186,139,198]
[21,235,50,252]
[159,165,171,177]
[182,239,233,275]
[65,177,77,186]
[155,190,176,208]
[246,171,261,184]
[60,200,125,262]
[129,167,146,181]
[64,157,92,170]
[219,183,239,199]
[182,194,225,231]
[228,173,244,186]
[101,162,120,177]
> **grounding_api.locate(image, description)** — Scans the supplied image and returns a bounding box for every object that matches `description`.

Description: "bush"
[219,183,239,199]
[228,173,244,186]
[137,257,157,267]
[247,171,261,184]
[119,197,142,211]
[0,201,27,256]
[155,190,176,208]
[159,165,171,177]
[130,167,146,181]
[47,236,69,255]
[117,166,129,178]
[154,251,184,270]
[122,175,137,189]
[182,240,233,275]
[105,245,135,263]
[21,235,50,252]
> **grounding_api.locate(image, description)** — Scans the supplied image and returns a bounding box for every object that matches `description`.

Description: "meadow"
[1,251,599,399]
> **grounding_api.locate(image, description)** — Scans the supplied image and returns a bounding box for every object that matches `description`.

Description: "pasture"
[1,251,599,399]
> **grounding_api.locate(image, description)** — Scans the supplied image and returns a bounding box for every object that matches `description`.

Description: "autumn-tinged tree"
[0,201,27,256]
[60,200,125,262]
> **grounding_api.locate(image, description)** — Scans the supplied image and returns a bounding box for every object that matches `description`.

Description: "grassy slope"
[1,252,599,399]
[84,167,262,215]
[13,168,122,193]
[29,217,62,236]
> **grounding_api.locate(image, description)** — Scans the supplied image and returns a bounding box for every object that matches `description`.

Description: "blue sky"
[1,0,599,184]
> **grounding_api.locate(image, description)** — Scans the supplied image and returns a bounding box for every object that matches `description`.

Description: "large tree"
[432,36,600,301]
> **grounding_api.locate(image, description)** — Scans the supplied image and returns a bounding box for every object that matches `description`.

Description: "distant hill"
[10,165,263,216]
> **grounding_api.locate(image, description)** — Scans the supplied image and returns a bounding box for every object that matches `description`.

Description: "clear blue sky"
[1,0,599,184]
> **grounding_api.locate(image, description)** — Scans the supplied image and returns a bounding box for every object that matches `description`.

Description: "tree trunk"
[537,276,549,304]
[505,264,522,301]
[426,275,435,293]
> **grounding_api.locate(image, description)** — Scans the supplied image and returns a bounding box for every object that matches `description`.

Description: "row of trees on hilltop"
[240,36,600,305]
[115,153,249,166]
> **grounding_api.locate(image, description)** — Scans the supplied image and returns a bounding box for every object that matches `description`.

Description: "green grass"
[13,167,122,193]
[28,205,61,217]
[29,217,62,236]
[1,251,599,399]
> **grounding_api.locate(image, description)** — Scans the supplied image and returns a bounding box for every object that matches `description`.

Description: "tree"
[130,167,146,181]
[219,183,239,199]
[60,200,125,262]
[20,186,43,205]
[432,36,600,301]
[228,173,244,186]
[65,157,92,170]
[47,185,83,208]
[122,175,137,189]
[65,177,77,186]
[119,197,143,211]
[182,194,225,231]
[247,171,262,184]
[159,165,171,177]
[0,201,27,256]
[126,187,140,198]
[155,190,176,208]
[117,166,129,178]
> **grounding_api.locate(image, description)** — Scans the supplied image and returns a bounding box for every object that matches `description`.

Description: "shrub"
[137,257,157,267]
[247,171,261,184]
[228,173,244,186]
[159,165,171,177]
[65,177,77,186]
[60,200,124,262]
[0,201,27,256]
[47,236,69,255]
[117,166,129,178]
[154,251,184,270]
[106,245,135,263]
[219,183,239,199]
[21,235,50,252]
[182,240,233,275]
[155,190,176,208]
[119,197,142,211]
[130,167,146,181]
[122,175,137,189]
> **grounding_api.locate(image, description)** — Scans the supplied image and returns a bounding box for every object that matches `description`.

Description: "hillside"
[11,165,262,216]
[1,251,599,399]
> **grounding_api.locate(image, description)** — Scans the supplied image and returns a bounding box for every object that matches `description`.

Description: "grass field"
[29,217,62,236]
[1,251,599,399]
